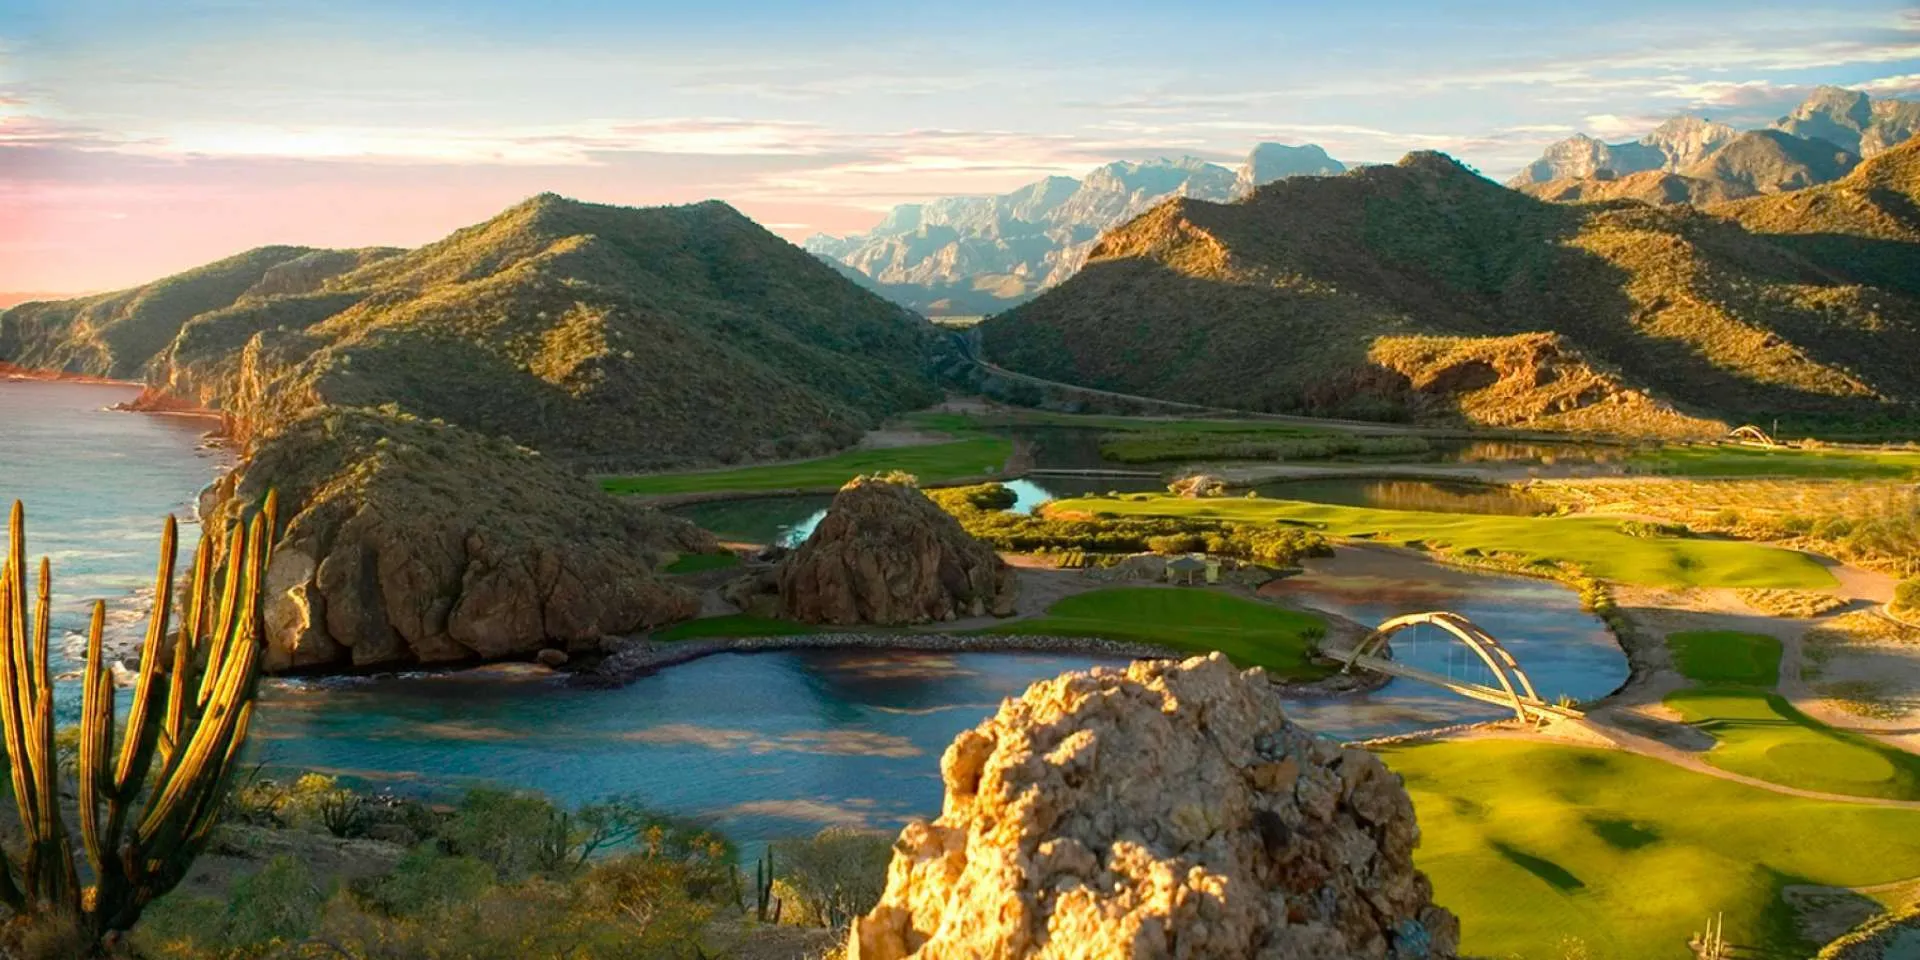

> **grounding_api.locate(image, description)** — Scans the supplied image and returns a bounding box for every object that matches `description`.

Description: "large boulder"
[209,408,711,671]
[849,653,1459,960]
[776,477,1016,625]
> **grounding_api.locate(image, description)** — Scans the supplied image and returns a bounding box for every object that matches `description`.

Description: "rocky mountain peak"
[1233,142,1346,198]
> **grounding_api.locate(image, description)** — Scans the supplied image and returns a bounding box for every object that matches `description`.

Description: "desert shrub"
[1895,579,1920,617]
[1146,533,1206,555]
[441,787,572,881]
[1101,431,1432,464]
[772,828,893,929]
[1618,519,1689,539]
[359,846,496,917]
[134,856,328,959]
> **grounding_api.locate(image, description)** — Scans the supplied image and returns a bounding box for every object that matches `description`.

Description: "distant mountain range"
[1510,87,1917,201]
[803,143,1346,316]
[979,139,1920,435]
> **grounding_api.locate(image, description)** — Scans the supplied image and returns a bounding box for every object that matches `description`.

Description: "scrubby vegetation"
[1532,478,1920,576]
[136,782,738,959]
[926,483,1331,567]
[1895,579,1920,618]
[987,587,1331,677]
[1045,493,1832,588]
[1627,443,1920,479]
[981,143,1920,433]
[767,828,893,929]
[662,551,742,574]
[1099,430,1432,463]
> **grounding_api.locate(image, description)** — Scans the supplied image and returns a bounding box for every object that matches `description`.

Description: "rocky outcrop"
[848,653,1459,959]
[1233,143,1347,199]
[209,408,712,671]
[776,478,1016,625]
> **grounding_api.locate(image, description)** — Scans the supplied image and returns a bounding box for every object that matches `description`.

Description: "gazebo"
[1166,555,1208,585]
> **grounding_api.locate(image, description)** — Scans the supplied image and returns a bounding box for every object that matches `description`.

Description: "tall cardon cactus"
[0,494,277,947]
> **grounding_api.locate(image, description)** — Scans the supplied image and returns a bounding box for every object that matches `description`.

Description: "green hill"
[5,195,941,469]
[980,146,1920,436]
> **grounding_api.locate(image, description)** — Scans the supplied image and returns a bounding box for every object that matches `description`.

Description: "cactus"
[754,845,779,923]
[0,494,277,944]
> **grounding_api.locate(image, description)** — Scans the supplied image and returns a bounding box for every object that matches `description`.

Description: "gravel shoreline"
[571,631,1385,697]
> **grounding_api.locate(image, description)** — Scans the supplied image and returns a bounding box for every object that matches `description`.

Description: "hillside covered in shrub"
[981,142,1920,436]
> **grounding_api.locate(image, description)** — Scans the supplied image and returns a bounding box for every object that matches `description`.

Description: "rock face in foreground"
[777,478,1016,625]
[210,409,712,671]
[849,653,1458,960]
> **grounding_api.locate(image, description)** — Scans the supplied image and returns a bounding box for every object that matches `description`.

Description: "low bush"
[772,828,893,929]
[1895,579,1920,617]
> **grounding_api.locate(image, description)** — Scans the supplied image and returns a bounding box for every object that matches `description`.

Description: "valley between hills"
[6,84,1920,958]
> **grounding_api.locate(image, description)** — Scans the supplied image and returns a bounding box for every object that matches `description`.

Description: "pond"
[1264,546,1627,737]
[667,476,1166,548]
[251,650,1132,847]
[1254,477,1553,516]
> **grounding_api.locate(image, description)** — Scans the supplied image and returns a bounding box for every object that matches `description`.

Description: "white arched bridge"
[1725,424,1779,448]
[1321,611,1584,724]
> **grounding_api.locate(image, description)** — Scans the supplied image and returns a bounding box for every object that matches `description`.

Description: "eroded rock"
[776,478,1016,625]
[849,653,1459,960]
[214,408,710,672]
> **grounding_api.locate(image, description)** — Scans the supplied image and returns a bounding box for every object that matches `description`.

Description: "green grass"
[661,552,742,575]
[651,615,822,643]
[986,587,1332,679]
[1667,631,1781,685]
[602,435,1011,496]
[1380,739,1920,959]
[1664,688,1920,800]
[1047,494,1834,589]
[1659,630,1920,800]
[1630,444,1920,479]
[903,409,1336,436]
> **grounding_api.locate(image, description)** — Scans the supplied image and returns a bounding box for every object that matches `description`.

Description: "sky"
[2,0,1918,294]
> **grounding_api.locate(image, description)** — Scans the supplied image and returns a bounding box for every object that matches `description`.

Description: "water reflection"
[1265,547,1626,739]
[1256,478,1552,516]
[252,650,1123,845]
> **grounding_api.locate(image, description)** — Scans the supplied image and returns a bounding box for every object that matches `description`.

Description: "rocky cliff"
[1774,85,1920,158]
[1510,88,1915,195]
[208,408,711,671]
[777,477,1016,625]
[1233,143,1346,199]
[848,653,1458,959]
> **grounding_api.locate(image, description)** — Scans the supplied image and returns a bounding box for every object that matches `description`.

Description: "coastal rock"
[776,478,1016,625]
[848,653,1458,960]
[212,408,711,672]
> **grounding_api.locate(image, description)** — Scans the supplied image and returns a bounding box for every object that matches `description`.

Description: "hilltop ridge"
[980,145,1920,434]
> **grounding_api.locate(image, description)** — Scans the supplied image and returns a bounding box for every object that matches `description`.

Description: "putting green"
[1047,495,1833,589]
[987,587,1331,679]
[1665,688,1920,800]
[1381,739,1920,959]
[602,435,1011,496]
